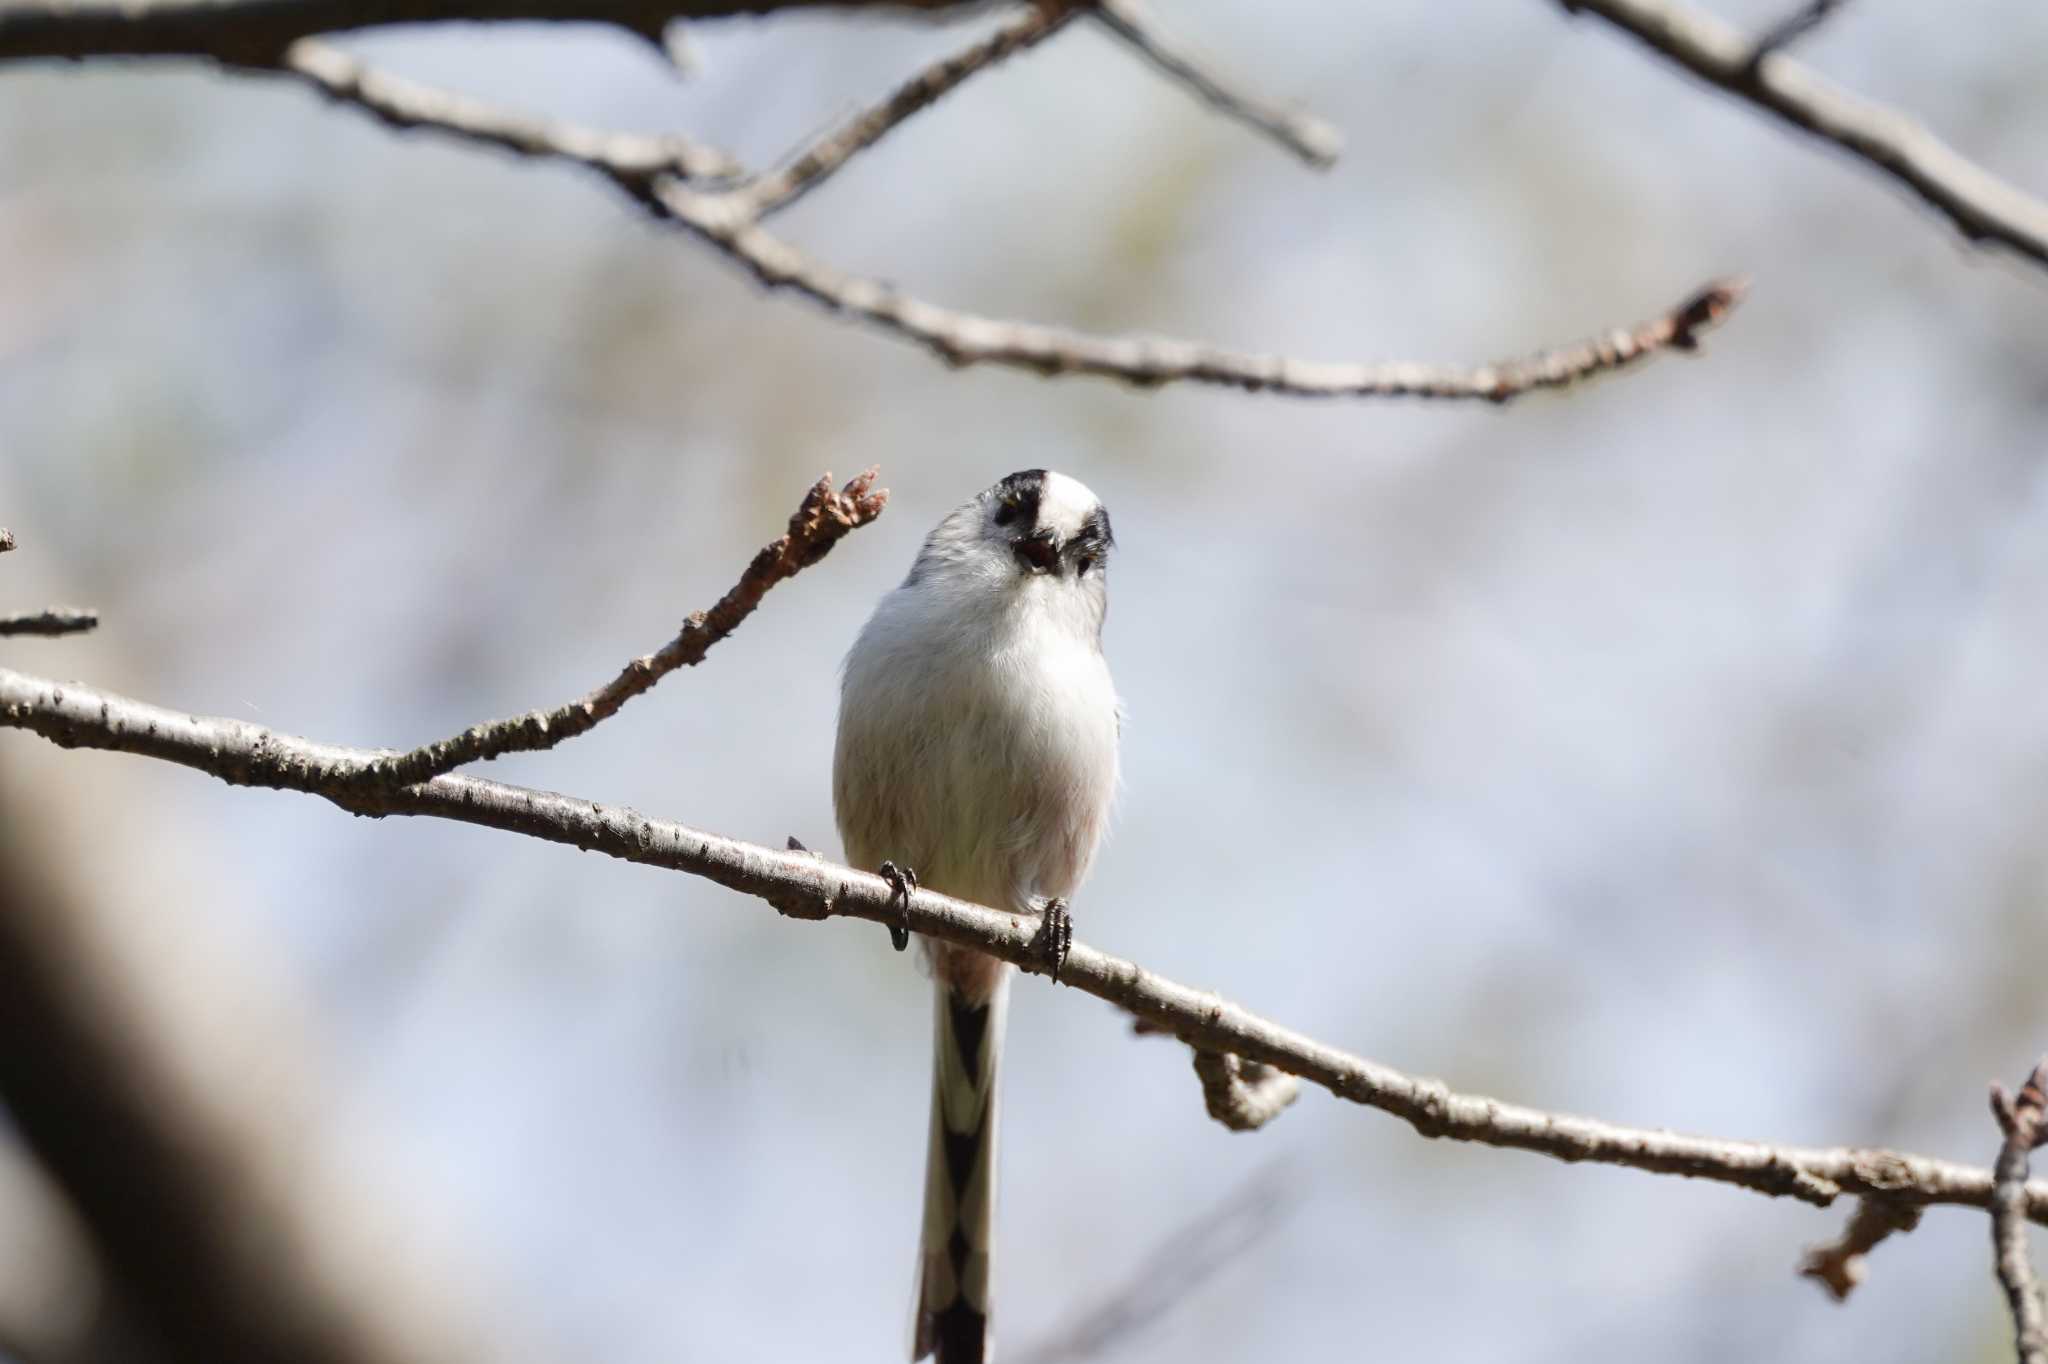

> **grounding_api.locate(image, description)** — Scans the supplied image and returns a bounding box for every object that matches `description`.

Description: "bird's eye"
[1076,555,1095,576]
[993,499,1019,527]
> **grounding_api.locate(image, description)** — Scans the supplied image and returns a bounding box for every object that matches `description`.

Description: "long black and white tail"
[913,976,1009,1363]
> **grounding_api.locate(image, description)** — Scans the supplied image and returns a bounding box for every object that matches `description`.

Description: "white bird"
[835,469,1121,1364]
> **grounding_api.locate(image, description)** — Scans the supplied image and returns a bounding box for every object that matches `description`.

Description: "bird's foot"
[1032,898,1074,983]
[878,860,918,952]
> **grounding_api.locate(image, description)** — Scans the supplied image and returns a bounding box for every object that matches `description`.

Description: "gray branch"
[339,470,884,789]
[1560,0,2048,269]
[5,663,2048,1228]
[17,5,1745,404]
[1992,1059,2048,1364]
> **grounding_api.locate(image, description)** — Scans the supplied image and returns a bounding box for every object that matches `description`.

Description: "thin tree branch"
[0,0,985,65]
[0,608,98,637]
[1744,0,1848,70]
[667,183,1750,401]
[1558,0,2048,269]
[27,7,1738,405]
[4,663,2047,1227]
[1091,0,1341,169]
[344,469,885,789]
[732,2,1081,220]
[1798,1196,1921,1302]
[1991,1058,2048,1364]
[284,38,742,181]
[1191,1049,1300,1132]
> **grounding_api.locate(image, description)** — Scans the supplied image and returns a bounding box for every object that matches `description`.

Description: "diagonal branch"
[1992,1059,2048,1364]
[4,662,2048,1227]
[1091,0,1341,169]
[1558,0,2048,269]
[284,38,742,181]
[731,2,1081,220]
[348,469,884,789]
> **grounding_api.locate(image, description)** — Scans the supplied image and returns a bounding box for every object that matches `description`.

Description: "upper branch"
[732,2,1079,219]
[348,470,884,788]
[0,0,982,64]
[3,662,2045,1226]
[666,185,1749,402]
[1559,0,2048,269]
[1092,0,1340,168]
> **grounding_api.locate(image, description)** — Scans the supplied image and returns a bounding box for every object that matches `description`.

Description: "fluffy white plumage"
[833,469,1120,1364]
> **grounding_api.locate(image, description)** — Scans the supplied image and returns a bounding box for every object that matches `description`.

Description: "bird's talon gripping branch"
[1033,898,1074,982]
[878,860,918,952]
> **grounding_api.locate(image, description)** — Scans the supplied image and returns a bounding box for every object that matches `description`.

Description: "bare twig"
[348,470,884,788]
[1092,0,1341,169]
[1013,1161,1294,1364]
[4,663,2047,1226]
[668,185,1750,402]
[1192,1049,1300,1132]
[1744,0,1849,69]
[0,608,97,638]
[1991,1058,2048,1364]
[284,38,741,181]
[0,0,986,65]
[1559,0,2048,269]
[1798,1196,1921,1301]
[733,2,1080,219]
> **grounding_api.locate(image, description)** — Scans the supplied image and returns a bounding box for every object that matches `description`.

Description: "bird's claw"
[878,860,918,952]
[1032,898,1074,982]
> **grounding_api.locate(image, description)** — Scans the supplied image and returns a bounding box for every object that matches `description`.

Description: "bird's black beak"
[1013,530,1060,574]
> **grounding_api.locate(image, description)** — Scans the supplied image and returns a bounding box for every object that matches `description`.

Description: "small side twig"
[1192,1049,1300,1132]
[1091,0,1341,169]
[733,2,1080,219]
[1992,1058,2048,1364]
[0,609,98,638]
[1798,1196,1921,1301]
[349,469,886,788]
[1744,0,1849,70]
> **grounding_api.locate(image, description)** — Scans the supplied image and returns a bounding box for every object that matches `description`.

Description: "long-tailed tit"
[834,469,1120,1364]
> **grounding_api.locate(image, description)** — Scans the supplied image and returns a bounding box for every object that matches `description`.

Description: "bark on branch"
[1560,0,2048,269]
[346,469,884,789]
[8,2,1748,404]
[4,662,2046,1229]
[1992,1059,2048,1364]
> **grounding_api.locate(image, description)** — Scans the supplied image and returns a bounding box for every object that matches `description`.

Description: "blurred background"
[4,0,2048,1359]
